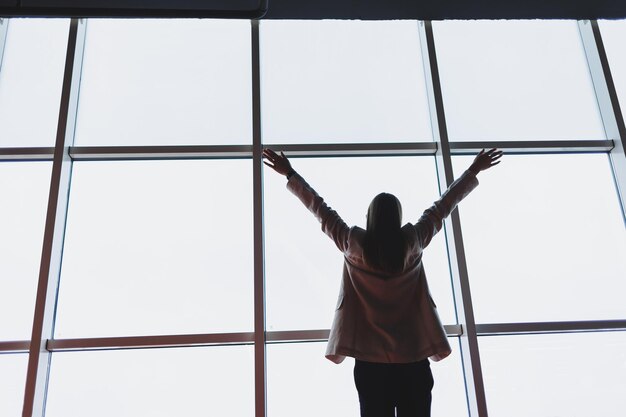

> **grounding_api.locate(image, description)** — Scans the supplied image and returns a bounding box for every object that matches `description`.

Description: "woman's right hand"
[468,148,503,174]
[263,148,295,176]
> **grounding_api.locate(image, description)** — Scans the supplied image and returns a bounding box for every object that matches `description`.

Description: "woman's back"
[324,222,450,364]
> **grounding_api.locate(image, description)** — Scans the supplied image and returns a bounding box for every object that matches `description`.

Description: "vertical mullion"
[21,18,86,417]
[578,20,626,222]
[418,21,489,417]
[251,19,267,417]
[0,18,9,73]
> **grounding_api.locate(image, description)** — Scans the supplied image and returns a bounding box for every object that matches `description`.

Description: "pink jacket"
[287,170,479,364]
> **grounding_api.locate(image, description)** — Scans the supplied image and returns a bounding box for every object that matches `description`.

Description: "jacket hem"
[326,343,451,364]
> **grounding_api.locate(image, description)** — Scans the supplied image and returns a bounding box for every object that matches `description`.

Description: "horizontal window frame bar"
[0,341,30,354]
[476,320,626,336]
[70,145,254,161]
[0,140,614,161]
[265,142,437,157]
[449,140,614,154]
[266,329,330,343]
[45,332,256,352]
[0,147,55,161]
[4,322,626,353]
[70,143,438,160]
[266,324,463,343]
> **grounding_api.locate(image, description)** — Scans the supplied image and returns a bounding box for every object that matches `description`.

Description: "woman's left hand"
[263,149,294,176]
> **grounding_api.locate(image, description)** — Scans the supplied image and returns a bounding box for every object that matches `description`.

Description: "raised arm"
[263,149,350,252]
[414,148,503,249]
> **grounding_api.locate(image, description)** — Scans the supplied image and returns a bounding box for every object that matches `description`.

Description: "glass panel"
[260,20,432,143]
[599,20,626,126]
[45,346,254,417]
[264,156,455,331]
[0,162,51,340]
[267,342,359,417]
[433,20,605,141]
[74,19,251,146]
[267,339,467,417]
[479,332,626,417]
[431,338,468,417]
[0,19,69,147]
[0,354,27,417]
[55,160,253,337]
[453,154,626,323]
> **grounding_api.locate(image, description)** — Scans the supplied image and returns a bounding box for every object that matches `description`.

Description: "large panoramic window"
[0,162,51,340]
[433,20,605,141]
[0,19,69,147]
[599,20,626,126]
[55,160,254,338]
[479,332,626,417]
[453,153,626,323]
[45,346,255,417]
[0,354,28,417]
[74,19,252,146]
[267,339,468,417]
[260,20,432,143]
[2,17,624,417]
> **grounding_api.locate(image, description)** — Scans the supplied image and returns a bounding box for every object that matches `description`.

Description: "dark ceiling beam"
[0,0,625,19]
[0,0,268,18]
[265,0,626,20]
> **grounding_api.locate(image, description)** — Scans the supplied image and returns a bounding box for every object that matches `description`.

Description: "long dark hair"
[362,193,407,273]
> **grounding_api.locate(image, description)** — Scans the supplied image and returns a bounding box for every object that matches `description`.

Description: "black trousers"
[353,359,434,417]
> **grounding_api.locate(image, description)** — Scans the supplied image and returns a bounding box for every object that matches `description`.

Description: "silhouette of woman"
[263,148,502,417]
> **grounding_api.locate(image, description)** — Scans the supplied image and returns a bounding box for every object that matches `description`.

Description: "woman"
[263,148,502,417]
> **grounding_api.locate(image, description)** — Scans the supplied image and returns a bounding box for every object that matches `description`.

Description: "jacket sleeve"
[413,170,479,249]
[286,173,350,253]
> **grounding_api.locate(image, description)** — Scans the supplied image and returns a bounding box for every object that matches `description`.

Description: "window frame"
[0,17,623,417]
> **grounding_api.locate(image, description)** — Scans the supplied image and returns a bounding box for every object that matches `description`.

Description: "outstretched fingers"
[263,148,278,160]
[488,150,503,167]
[487,149,503,159]
[262,149,278,171]
[470,148,503,173]
[262,148,293,176]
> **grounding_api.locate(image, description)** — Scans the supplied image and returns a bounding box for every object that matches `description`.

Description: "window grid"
[0,18,622,417]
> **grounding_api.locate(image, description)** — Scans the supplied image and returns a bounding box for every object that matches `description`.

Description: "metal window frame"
[0,18,9,73]
[477,320,626,336]
[21,18,86,417]
[0,341,31,354]
[0,17,623,417]
[4,320,626,354]
[251,19,268,417]
[578,20,626,222]
[0,139,614,162]
[0,147,55,161]
[418,20,489,417]
[0,326,465,355]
